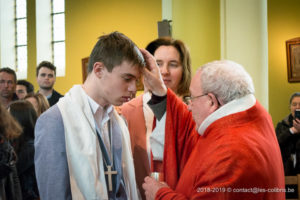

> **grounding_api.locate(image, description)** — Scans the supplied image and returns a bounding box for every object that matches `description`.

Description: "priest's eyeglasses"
[185,94,208,104]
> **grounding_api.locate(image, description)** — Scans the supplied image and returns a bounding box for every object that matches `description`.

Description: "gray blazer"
[34,105,72,200]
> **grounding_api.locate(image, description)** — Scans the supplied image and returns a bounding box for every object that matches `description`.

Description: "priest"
[141,49,285,200]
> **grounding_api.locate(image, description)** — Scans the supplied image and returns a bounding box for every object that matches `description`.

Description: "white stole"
[198,94,256,135]
[57,85,139,200]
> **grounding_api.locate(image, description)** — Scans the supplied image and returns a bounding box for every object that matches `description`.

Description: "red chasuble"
[155,91,285,200]
[155,89,199,190]
[121,89,199,196]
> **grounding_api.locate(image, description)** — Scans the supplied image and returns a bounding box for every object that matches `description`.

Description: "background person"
[9,101,39,200]
[0,68,18,107]
[16,80,34,100]
[145,37,191,100]
[121,37,193,199]
[276,92,300,175]
[25,93,50,117]
[36,61,63,106]
[141,53,285,200]
[0,103,22,200]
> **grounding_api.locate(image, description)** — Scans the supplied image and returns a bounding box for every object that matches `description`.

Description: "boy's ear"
[93,62,105,78]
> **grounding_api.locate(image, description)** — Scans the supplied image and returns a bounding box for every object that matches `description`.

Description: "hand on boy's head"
[140,49,167,96]
[139,49,156,71]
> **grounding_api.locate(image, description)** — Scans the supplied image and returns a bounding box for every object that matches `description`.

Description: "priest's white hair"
[199,60,255,105]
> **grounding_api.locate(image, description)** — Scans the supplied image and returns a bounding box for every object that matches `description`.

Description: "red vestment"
[121,95,149,199]
[121,90,198,198]
[156,91,285,200]
[161,90,198,189]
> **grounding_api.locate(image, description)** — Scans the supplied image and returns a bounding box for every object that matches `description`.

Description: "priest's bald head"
[187,60,255,131]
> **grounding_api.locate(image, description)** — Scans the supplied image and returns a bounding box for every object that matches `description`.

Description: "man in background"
[0,67,18,107]
[16,79,34,99]
[36,61,63,106]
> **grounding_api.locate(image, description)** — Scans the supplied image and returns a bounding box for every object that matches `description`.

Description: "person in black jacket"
[36,61,63,106]
[276,92,300,175]
[9,101,39,200]
[0,103,22,200]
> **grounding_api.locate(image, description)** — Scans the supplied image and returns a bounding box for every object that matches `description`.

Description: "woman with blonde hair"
[25,93,50,116]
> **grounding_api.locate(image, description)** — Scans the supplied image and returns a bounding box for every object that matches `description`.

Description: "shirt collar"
[37,90,53,99]
[87,94,100,115]
[86,93,113,125]
[46,93,52,99]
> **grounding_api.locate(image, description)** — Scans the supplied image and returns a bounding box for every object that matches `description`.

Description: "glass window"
[52,0,65,76]
[16,19,27,45]
[16,0,26,18]
[53,13,65,41]
[15,0,27,79]
[53,42,65,75]
[52,0,64,13]
[17,46,27,73]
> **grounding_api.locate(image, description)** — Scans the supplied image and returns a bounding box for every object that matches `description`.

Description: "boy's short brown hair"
[87,31,145,73]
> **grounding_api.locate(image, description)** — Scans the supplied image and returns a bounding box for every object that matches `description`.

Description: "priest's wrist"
[152,85,167,97]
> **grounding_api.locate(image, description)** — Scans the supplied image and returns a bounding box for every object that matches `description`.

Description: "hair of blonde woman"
[25,93,50,116]
[0,103,22,140]
[145,37,192,97]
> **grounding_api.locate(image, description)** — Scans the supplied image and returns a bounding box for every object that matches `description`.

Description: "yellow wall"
[268,0,300,125]
[25,0,300,126]
[172,0,220,74]
[27,0,161,94]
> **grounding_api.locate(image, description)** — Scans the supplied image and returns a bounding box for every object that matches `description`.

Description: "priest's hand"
[140,49,167,97]
[142,176,169,200]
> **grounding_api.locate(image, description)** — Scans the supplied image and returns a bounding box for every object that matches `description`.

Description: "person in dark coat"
[276,92,300,175]
[36,61,63,106]
[9,101,39,200]
[0,103,22,200]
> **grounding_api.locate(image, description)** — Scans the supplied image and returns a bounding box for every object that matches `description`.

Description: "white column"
[162,0,172,21]
[220,0,268,109]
